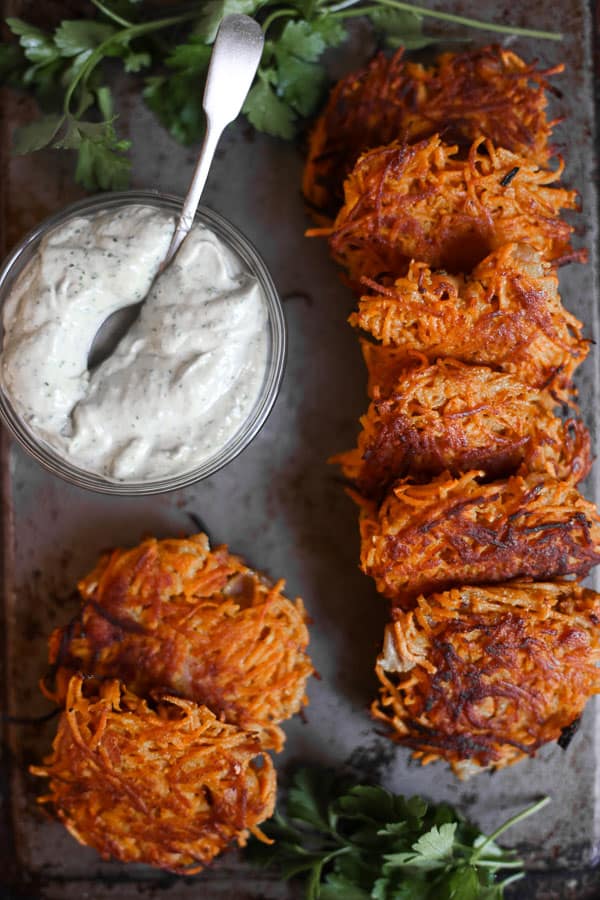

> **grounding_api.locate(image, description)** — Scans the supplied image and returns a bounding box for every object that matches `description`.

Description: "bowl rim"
[0,189,287,495]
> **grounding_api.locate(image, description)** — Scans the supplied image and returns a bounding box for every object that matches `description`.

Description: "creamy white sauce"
[1,205,269,481]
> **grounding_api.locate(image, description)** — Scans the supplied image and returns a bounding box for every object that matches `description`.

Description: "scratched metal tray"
[1,1,600,898]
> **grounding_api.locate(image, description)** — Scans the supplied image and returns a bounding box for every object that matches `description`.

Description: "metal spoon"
[88,14,264,369]
[163,14,264,264]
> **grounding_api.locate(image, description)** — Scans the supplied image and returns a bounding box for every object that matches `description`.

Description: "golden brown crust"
[351,243,588,396]
[325,136,581,284]
[303,46,560,219]
[417,47,560,160]
[360,471,600,602]
[48,534,313,752]
[372,581,600,776]
[333,358,591,500]
[31,675,276,873]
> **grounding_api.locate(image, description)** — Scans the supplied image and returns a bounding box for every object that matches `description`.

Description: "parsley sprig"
[247,767,549,899]
[1,0,561,190]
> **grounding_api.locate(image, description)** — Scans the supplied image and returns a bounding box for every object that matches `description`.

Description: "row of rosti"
[32,534,313,872]
[303,45,600,778]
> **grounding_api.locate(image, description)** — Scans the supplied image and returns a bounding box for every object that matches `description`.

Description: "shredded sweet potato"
[351,243,588,397]
[360,471,600,603]
[360,341,424,400]
[304,44,598,785]
[31,675,276,873]
[420,46,560,160]
[333,358,591,500]
[303,46,561,219]
[303,49,430,221]
[48,533,313,752]
[322,136,581,284]
[372,581,600,777]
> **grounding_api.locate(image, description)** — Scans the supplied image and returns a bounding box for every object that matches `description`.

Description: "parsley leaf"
[312,17,348,49]
[276,19,327,63]
[122,50,151,73]
[411,822,457,861]
[6,18,59,66]
[369,8,435,50]
[12,105,130,191]
[142,36,211,144]
[375,873,428,900]
[12,114,64,154]
[0,43,24,81]
[337,784,397,822]
[53,21,116,57]
[243,74,296,140]
[275,55,326,118]
[144,71,207,145]
[166,36,212,73]
[246,766,548,899]
[73,128,131,190]
[196,0,268,44]
[437,866,482,900]
[288,767,344,833]
[320,872,371,899]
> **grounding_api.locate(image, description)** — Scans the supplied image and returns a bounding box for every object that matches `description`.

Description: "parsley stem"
[499,872,526,888]
[374,0,562,40]
[327,0,363,10]
[331,0,562,40]
[262,8,298,34]
[471,796,550,863]
[473,859,524,869]
[89,0,133,29]
[330,5,383,17]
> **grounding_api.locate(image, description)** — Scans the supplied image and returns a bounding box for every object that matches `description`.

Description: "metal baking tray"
[1,1,599,896]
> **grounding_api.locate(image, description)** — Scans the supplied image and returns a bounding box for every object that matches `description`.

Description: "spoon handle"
[165,122,221,265]
[164,14,264,265]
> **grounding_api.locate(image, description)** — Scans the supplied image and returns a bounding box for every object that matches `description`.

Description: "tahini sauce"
[0,205,269,481]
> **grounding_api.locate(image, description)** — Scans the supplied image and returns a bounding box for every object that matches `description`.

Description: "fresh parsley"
[1,1,562,190]
[246,767,550,899]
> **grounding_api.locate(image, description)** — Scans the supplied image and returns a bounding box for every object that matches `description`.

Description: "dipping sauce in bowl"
[0,192,285,494]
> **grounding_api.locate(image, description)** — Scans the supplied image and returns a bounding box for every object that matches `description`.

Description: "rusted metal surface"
[1,1,600,897]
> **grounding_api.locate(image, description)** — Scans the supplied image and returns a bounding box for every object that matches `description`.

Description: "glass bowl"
[0,190,286,495]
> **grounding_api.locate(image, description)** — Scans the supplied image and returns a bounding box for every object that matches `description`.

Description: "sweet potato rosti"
[372,581,600,777]
[303,49,429,220]
[31,675,275,873]
[360,471,600,602]
[324,136,580,283]
[334,358,591,500]
[303,46,560,219]
[48,534,312,752]
[351,243,588,396]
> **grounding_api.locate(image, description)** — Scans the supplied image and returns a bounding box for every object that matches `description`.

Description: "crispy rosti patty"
[323,136,580,283]
[303,49,429,220]
[334,358,590,500]
[360,471,600,602]
[372,581,600,777]
[303,46,560,219]
[351,243,588,396]
[31,675,275,873]
[48,533,312,751]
